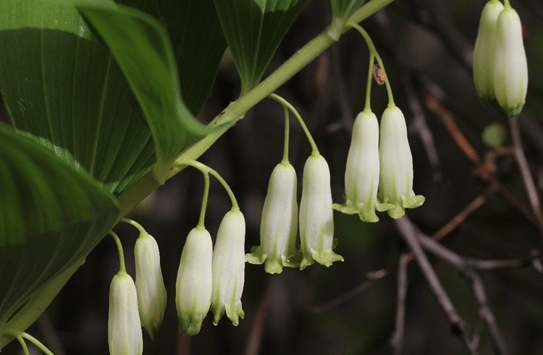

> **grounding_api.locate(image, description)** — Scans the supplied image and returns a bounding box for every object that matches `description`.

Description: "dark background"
[2,0,543,354]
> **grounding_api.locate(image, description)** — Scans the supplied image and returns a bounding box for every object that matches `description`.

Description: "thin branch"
[394,218,478,355]
[508,115,543,247]
[390,252,408,355]
[244,278,272,355]
[402,71,442,183]
[407,220,510,355]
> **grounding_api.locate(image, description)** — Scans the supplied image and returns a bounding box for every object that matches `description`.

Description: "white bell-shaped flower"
[108,272,143,355]
[175,227,213,335]
[473,0,504,105]
[379,105,425,218]
[299,153,343,269]
[134,232,167,340]
[246,162,299,273]
[334,110,392,222]
[211,208,246,326]
[493,5,528,116]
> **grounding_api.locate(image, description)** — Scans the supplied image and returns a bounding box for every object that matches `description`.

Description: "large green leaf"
[0,124,119,326]
[120,0,226,116]
[212,0,307,93]
[0,0,156,195]
[76,2,222,180]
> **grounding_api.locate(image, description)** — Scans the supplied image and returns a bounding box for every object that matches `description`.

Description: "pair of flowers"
[246,153,343,273]
[473,0,528,116]
[176,208,246,335]
[108,231,167,355]
[334,105,425,222]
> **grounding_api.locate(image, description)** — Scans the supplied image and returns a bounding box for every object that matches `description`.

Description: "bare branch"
[390,252,408,355]
[508,115,543,248]
[394,217,478,355]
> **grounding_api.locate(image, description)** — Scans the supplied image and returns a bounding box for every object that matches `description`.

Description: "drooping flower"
[134,232,167,340]
[493,5,528,116]
[473,0,504,105]
[379,105,425,218]
[176,227,213,336]
[211,208,246,326]
[299,153,343,269]
[246,162,299,273]
[108,272,143,355]
[334,110,392,222]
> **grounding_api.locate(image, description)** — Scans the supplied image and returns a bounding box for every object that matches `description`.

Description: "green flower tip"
[212,302,245,326]
[179,316,204,336]
[245,246,299,273]
[248,162,299,274]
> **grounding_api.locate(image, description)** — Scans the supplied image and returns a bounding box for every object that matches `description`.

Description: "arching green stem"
[2,330,29,355]
[269,93,319,154]
[109,231,126,274]
[282,106,290,164]
[3,330,54,355]
[175,159,239,210]
[349,23,395,106]
[21,332,54,355]
[198,171,210,228]
[365,53,375,111]
[120,218,147,236]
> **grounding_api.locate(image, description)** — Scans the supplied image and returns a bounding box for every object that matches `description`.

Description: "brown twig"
[244,278,272,355]
[390,252,408,355]
[410,222,511,355]
[508,115,543,247]
[394,217,479,355]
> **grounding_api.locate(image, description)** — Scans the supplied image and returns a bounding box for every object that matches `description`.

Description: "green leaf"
[0,0,156,195]
[119,0,227,116]
[213,0,307,93]
[330,0,367,32]
[76,2,220,180]
[0,124,119,326]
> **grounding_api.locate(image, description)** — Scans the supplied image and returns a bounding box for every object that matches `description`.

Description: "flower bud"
[493,6,528,116]
[334,110,392,222]
[379,105,425,218]
[134,232,167,340]
[473,0,504,105]
[299,153,343,269]
[108,272,143,355]
[176,227,213,336]
[246,162,299,273]
[211,208,246,326]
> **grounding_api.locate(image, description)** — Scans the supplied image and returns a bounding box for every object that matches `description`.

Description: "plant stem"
[2,330,29,355]
[109,231,126,274]
[349,23,395,106]
[0,259,84,349]
[365,54,375,111]
[120,218,147,236]
[269,93,319,154]
[20,332,55,355]
[176,159,239,210]
[282,106,290,164]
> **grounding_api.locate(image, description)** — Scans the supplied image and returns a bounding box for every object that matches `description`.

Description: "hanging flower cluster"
[247,95,343,273]
[106,161,246,351]
[334,24,424,222]
[473,0,528,116]
[174,162,246,335]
